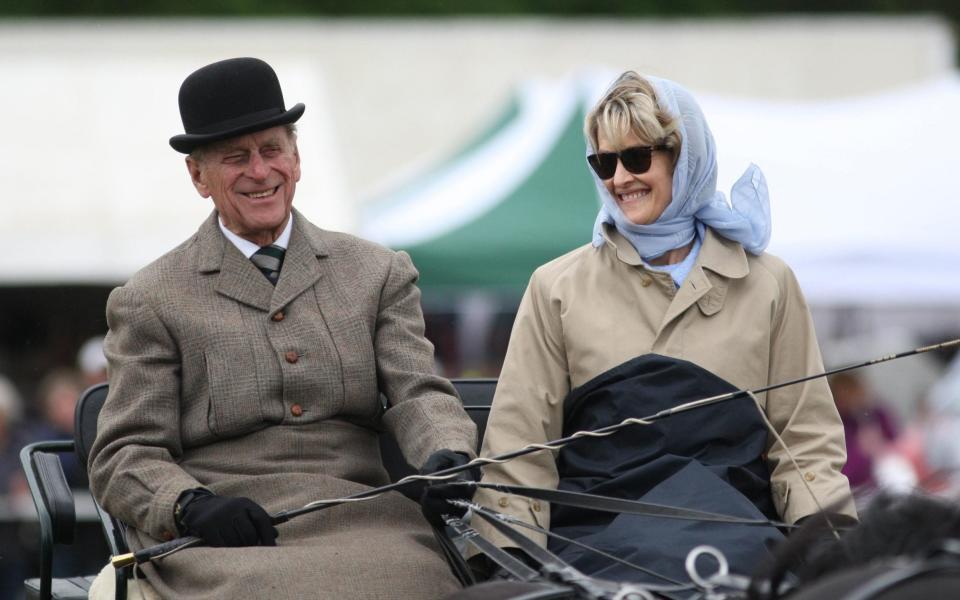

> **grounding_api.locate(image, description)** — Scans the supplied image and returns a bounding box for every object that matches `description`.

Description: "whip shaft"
[115,338,960,566]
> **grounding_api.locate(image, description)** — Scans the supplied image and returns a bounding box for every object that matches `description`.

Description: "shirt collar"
[644,232,703,288]
[218,212,294,258]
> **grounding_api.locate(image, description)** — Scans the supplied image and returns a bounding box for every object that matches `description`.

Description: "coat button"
[272,311,285,322]
[532,501,542,512]
[162,531,174,541]
[804,472,816,482]
[285,351,299,364]
[641,279,652,287]
[290,404,303,417]
[498,497,509,508]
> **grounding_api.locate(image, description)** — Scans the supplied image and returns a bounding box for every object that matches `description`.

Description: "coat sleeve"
[763,264,857,523]
[88,285,205,541]
[470,269,569,550]
[377,251,477,469]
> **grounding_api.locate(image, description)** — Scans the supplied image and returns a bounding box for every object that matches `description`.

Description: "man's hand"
[176,491,278,547]
[419,449,478,527]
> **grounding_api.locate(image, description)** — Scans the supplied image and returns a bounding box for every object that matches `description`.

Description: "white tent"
[700,75,960,307]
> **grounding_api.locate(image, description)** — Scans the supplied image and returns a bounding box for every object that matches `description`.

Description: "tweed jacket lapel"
[197,209,330,314]
[195,212,273,311]
[271,209,327,313]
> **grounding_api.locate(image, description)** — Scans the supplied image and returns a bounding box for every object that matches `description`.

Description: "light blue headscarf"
[590,76,771,260]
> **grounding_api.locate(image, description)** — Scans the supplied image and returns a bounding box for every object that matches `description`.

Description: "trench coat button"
[161,531,174,541]
[272,311,285,322]
[285,351,299,364]
[498,497,509,508]
[804,471,816,482]
[641,279,652,287]
[532,501,542,512]
[290,404,304,417]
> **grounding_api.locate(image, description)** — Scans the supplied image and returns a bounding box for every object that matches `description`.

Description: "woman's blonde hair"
[584,71,681,164]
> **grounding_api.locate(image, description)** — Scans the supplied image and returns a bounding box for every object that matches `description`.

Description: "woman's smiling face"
[598,130,674,226]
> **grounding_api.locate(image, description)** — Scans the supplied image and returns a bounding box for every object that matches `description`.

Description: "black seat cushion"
[25,575,97,600]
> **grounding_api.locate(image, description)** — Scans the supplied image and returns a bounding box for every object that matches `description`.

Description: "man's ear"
[186,157,211,198]
[293,145,302,183]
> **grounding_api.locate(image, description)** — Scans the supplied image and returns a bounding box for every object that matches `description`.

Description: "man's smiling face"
[187,126,301,246]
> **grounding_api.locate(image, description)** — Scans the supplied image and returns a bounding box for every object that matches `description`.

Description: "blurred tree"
[0,0,957,19]
[5,2,953,73]
[3,0,957,66]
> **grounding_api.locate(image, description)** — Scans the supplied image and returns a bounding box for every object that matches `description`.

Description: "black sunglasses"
[586,144,670,180]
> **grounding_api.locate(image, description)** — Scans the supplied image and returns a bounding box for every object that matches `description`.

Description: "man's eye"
[262,147,281,156]
[223,154,246,163]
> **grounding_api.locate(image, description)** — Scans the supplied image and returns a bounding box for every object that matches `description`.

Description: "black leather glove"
[175,489,278,547]
[419,449,478,527]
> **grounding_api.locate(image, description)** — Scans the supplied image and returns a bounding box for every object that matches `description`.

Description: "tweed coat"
[88,209,477,599]
[472,225,855,550]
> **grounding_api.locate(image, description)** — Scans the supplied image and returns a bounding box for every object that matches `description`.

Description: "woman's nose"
[612,159,633,186]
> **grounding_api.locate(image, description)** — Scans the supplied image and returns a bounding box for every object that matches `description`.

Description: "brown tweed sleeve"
[376,251,477,468]
[88,284,203,541]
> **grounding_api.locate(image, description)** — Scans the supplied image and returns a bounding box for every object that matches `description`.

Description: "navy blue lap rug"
[548,354,783,585]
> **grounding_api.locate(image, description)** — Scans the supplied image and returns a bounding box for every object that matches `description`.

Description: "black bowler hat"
[169,57,305,154]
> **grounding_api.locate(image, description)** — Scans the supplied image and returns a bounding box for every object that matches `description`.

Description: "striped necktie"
[250,245,285,285]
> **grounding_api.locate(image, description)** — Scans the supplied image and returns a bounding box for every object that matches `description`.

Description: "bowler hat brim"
[169,103,305,154]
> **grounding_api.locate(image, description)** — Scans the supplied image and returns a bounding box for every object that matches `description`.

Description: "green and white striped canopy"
[361,80,600,296]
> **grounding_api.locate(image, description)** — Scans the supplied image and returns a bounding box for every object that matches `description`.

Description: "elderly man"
[88,57,477,599]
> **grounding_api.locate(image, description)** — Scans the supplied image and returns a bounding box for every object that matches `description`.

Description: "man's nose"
[246,153,269,179]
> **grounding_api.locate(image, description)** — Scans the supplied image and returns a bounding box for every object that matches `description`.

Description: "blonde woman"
[469,72,855,584]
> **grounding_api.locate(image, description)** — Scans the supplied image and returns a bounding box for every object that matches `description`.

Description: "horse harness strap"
[474,482,793,529]
[446,517,542,583]
[469,504,625,599]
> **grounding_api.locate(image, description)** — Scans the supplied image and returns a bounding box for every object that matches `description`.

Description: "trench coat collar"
[197,208,329,312]
[601,224,750,326]
[670,227,751,324]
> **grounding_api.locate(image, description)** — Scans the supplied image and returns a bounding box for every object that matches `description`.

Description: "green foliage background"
[1,1,958,19]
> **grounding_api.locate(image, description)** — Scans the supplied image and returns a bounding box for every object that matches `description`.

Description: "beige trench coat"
[473,225,855,550]
[88,210,476,599]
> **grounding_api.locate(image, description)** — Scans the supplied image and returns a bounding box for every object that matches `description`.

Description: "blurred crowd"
[0,335,107,597]
[830,347,960,504]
